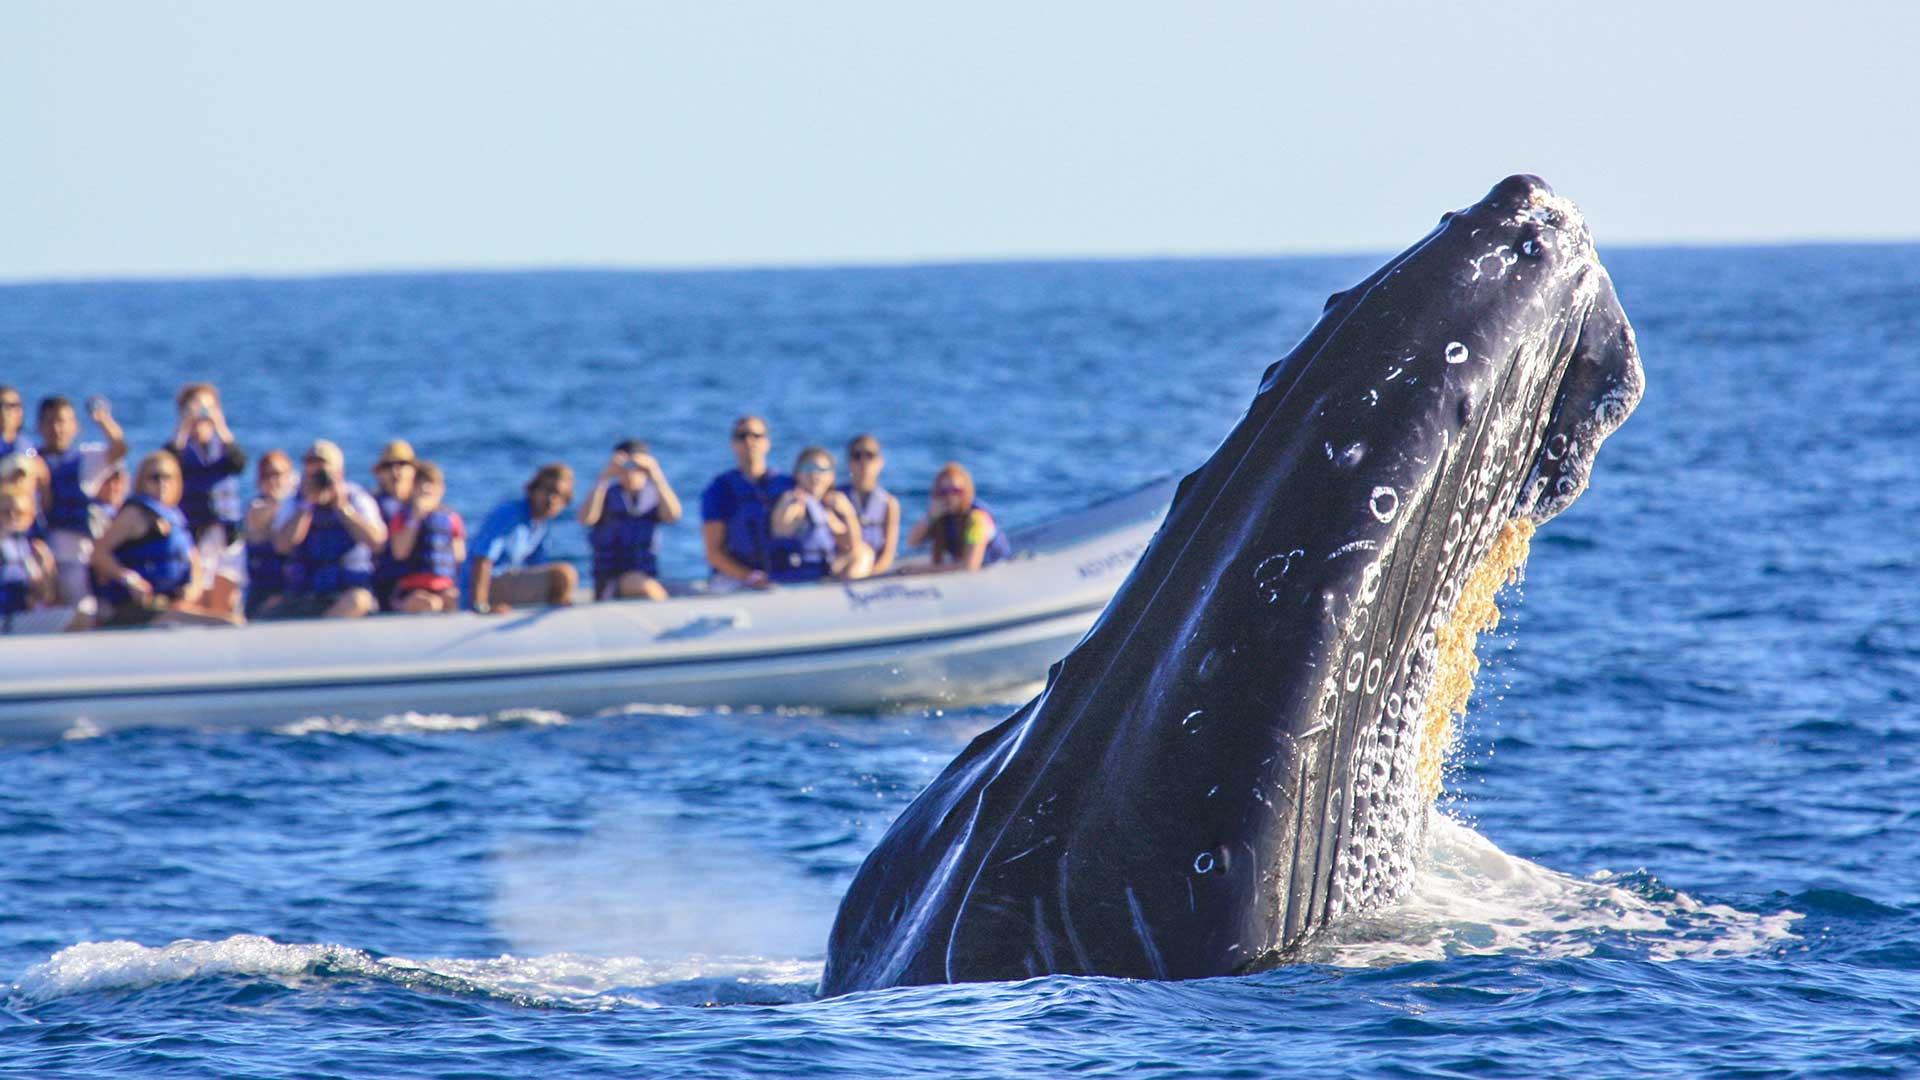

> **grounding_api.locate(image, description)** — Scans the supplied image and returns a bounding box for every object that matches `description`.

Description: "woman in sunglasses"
[837,434,899,576]
[769,446,872,583]
[89,452,236,627]
[907,462,1012,573]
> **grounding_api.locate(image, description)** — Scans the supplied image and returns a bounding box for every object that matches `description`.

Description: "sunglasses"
[534,485,573,499]
[141,472,181,484]
[934,485,963,496]
[376,461,414,471]
[849,449,878,461]
[797,462,833,475]
[732,429,769,442]
[0,400,22,410]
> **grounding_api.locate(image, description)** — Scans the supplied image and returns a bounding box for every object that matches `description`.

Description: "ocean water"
[2,244,1917,1077]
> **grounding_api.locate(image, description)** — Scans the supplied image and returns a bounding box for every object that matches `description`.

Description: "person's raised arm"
[335,489,388,548]
[389,512,422,560]
[579,480,611,527]
[768,489,807,537]
[91,400,127,464]
[641,456,682,524]
[273,500,313,555]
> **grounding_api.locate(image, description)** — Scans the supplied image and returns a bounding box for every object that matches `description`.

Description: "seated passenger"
[386,461,466,613]
[0,487,59,633]
[166,383,247,551]
[368,440,417,610]
[838,433,900,576]
[700,416,792,592]
[769,446,873,583]
[907,462,1013,572]
[36,395,128,604]
[271,439,388,619]
[580,439,682,602]
[88,452,236,628]
[241,450,296,620]
[465,463,577,614]
[0,385,34,460]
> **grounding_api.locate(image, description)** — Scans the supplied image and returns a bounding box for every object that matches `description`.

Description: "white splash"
[1309,814,1799,967]
[273,708,571,737]
[9,934,820,1008]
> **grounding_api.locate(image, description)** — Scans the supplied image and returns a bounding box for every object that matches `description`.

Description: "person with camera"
[270,439,387,618]
[580,439,681,601]
[165,383,247,546]
[35,394,128,604]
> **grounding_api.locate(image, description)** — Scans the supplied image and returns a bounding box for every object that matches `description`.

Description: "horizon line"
[4,234,1917,289]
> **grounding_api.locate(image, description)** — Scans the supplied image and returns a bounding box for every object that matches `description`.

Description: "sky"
[4,1,1917,281]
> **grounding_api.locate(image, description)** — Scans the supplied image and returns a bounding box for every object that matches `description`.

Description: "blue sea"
[2,245,1917,1077]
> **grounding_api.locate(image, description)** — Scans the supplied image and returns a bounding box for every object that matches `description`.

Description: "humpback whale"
[821,175,1645,996]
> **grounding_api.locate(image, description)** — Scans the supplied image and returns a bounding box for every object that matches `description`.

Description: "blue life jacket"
[246,535,283,597]
[591,487,660,580]
[175,439,242,540]
[398,509,461,582]
[39,446,92,533]
[769,495,837,583]
[712,469,792,574]
[0,434,23,458]
[287,504,371,595]
[838,484,891,555]
[0,534,36,615]
[937,499,1013,568]
[98,495,195,604]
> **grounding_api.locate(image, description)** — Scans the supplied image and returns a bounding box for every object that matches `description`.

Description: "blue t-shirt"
[700,468,793,575]
[463,497,555,605]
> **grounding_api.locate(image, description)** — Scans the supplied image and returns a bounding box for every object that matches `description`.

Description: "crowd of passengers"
[0,384,1014,632]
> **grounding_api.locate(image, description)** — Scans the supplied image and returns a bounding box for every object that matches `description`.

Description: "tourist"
[906,462,1013,572]
[166,383,247,548]
[839,433,899,575]
[580,439,682,601]
[0,486,58,633]
[386,460,465,613]
[35,395,128,604]
[242,450,296,620]
[0,385,34,460]
[368,439,418,609]
[271,439,387,618]
[465,463,577,613]
[769,446,871,582]
[701,415,792,591]
[89,452,235,627]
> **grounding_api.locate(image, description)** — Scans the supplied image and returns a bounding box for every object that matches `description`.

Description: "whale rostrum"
[821,175,1646,995]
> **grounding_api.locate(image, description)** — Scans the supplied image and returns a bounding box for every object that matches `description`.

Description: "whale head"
[822,175,1644,994]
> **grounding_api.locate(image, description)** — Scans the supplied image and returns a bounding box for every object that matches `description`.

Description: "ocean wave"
[9,934,820,1009]
[271,707,572,737]
[1307,813,1800,967]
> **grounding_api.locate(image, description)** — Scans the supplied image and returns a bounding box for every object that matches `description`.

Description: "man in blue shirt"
[700,415,792,592]
[465,463,577,613]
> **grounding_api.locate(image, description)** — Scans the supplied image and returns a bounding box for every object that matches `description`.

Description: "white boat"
[0,480,1173,739]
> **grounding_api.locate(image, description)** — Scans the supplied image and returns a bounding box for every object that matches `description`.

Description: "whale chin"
[820,176,1645,996]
